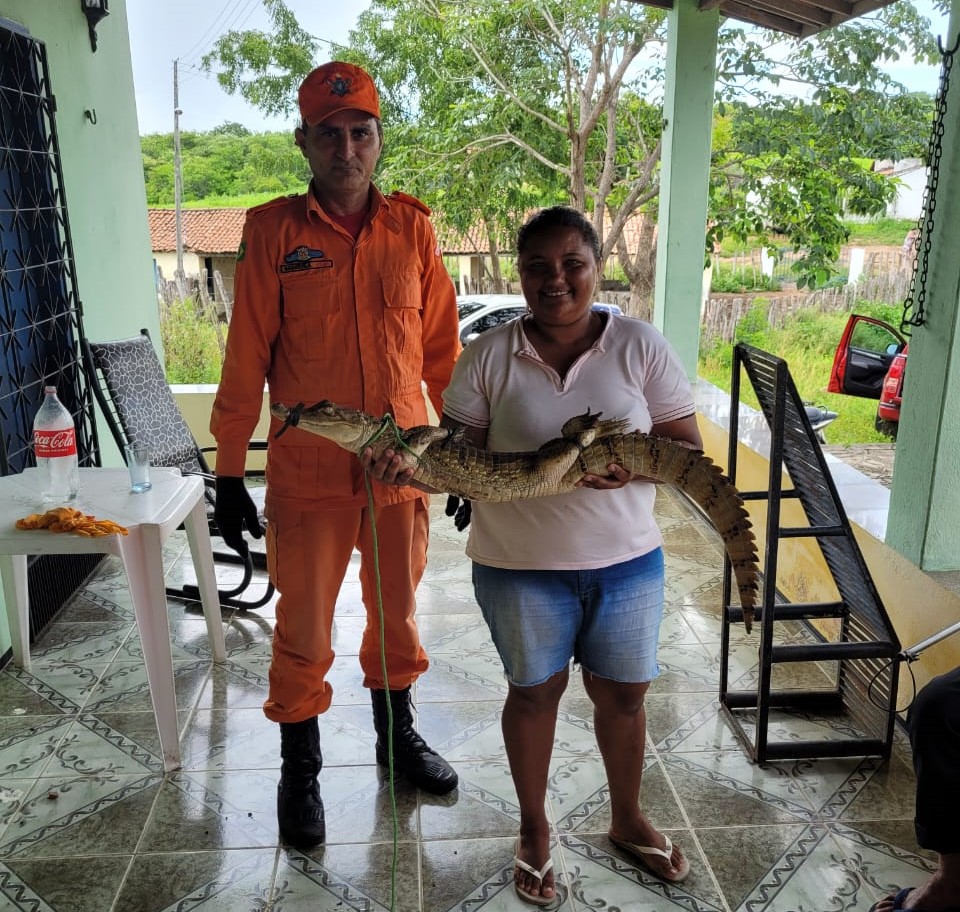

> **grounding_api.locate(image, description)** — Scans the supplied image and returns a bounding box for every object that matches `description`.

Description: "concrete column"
[886,3,960,570]
[653,0,719,377]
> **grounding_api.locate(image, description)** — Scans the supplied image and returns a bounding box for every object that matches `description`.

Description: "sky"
[127,0,372,135]
[126,0,949,136]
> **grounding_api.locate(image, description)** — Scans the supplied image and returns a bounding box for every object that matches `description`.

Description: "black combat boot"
[277,717,325,847]
[371,687,459,794]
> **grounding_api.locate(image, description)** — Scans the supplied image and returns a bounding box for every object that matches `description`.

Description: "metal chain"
[901,31,960,335]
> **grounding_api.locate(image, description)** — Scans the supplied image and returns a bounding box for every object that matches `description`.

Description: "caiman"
[271,399,759,630]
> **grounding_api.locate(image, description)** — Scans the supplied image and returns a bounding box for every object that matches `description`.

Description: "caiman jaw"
[270,400,384,451]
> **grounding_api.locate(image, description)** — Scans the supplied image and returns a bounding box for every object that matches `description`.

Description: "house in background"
[873,158,928,221]
[146,207,656,302]
[149,208,500,299]
[150,207,509,298]
[147,207,246,300]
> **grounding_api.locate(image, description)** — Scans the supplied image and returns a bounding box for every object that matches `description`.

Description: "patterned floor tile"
[0,489,923,911]
[1,771,161,857]
[1,854,131,912]
[113,848,277,912]
[274,842,421,911]
[566,834,725,911]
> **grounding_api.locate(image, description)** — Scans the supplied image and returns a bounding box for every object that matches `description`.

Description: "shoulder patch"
[247,193,305,218]
[387,190,431,215]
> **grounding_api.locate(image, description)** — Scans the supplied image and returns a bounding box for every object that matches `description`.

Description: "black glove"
[214,476,262,555]
[444,494,472,532]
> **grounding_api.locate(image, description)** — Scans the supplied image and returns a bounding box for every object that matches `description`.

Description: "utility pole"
[173,58,185,289]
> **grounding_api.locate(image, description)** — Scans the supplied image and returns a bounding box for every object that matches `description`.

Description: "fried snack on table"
[15,508,128,537]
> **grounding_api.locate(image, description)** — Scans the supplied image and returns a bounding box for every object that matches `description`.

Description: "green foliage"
[733,299,772,349]
[348,0,663,282]
[200,0,318,118]
[188,0,937,302]
[698,302,900,444]
[160,298,223,384]
[183,192,287,209]
[141,129,309,206]
[709,7,937,291]
[710,265,780,293]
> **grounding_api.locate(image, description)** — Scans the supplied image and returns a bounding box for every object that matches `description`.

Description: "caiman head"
[270,400,385,452]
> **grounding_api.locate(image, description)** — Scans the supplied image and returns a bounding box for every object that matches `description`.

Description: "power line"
[180,0,264,68]
[178,0,249,64]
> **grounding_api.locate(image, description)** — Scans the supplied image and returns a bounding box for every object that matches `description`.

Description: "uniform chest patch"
[280,245,334,273]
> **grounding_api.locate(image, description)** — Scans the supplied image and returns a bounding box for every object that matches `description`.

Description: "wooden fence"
[157,268,230,359]
[701,271,912,342]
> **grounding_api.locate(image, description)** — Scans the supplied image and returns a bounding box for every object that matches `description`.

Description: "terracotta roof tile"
[148,207,651,258]
[148,208,247,254]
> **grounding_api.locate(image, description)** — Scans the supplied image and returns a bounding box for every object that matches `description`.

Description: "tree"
[347,0,670,307]
[709,10,939,286]
[140,130,310,206]
[201,0,319,117]
[201,0,940,299]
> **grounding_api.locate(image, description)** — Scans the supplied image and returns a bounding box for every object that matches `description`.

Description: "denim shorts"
[472,549,665,687]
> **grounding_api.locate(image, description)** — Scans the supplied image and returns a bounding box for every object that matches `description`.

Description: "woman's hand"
[577,462,633,490]
[359,447,417,486]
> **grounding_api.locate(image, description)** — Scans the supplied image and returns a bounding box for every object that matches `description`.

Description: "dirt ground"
[822,443,897,487]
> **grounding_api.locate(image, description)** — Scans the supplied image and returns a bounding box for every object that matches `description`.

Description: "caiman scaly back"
[271,400,759,630]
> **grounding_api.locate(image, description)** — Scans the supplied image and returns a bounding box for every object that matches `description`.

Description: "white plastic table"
[0,467,226,771]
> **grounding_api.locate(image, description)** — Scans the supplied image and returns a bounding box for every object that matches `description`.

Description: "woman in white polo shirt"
[365,205,702,905]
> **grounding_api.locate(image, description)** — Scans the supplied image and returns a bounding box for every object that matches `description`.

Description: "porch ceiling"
[628,0,898,38]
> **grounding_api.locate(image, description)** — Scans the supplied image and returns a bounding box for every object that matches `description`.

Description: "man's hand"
[445,495,472,531]
[359,447,417,486]
[213,476,262,555]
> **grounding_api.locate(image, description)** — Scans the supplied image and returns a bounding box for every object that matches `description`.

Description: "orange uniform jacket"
[211,185,461,513]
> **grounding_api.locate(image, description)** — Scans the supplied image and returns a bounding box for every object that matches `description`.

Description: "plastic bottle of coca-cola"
[33,386,80,503]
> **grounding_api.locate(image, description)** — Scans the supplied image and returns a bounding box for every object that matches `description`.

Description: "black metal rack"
[719,343,901,762]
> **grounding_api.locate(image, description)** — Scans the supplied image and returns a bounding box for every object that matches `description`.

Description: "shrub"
[698,301,895,444]
[711,265,781,293]
[160,297,223,384]
[733,298,772,348]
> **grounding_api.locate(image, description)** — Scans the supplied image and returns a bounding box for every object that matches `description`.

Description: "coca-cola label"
[35,428,77,458]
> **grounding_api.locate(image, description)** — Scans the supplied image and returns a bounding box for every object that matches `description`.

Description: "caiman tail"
[571,431,758,629]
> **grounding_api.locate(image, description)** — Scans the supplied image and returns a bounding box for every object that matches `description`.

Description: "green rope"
[359,414,424,463]
[360,414,402,451]
[364,470,400,911]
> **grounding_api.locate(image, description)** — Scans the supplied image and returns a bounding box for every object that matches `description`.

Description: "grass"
[182,192,290,209]
[697,298,903,444]
[160,297,224,384]
[843,218,916,247]
[710,264,781,293]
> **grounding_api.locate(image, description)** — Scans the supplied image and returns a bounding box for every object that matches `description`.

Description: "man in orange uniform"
[210,61,461,848]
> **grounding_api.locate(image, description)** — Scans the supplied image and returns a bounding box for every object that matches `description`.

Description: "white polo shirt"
[442,313,694,570]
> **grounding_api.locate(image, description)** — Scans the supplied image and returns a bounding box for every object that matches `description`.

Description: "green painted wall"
[885,4,960,570]
[0,0,159,349]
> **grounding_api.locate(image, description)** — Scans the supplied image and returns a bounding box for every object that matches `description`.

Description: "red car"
[828,314,908,439]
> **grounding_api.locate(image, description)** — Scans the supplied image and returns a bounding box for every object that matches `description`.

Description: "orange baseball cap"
[298,62,381,126]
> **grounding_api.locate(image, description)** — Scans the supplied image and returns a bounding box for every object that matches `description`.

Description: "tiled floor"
[0,489,933,912]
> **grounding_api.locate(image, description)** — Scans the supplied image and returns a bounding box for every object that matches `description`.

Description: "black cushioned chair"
[81,328,273,610]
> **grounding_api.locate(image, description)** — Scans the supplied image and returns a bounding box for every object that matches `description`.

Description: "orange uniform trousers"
[262,497,430,723]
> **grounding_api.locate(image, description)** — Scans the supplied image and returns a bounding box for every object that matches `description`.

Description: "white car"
[457,294,622,345]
